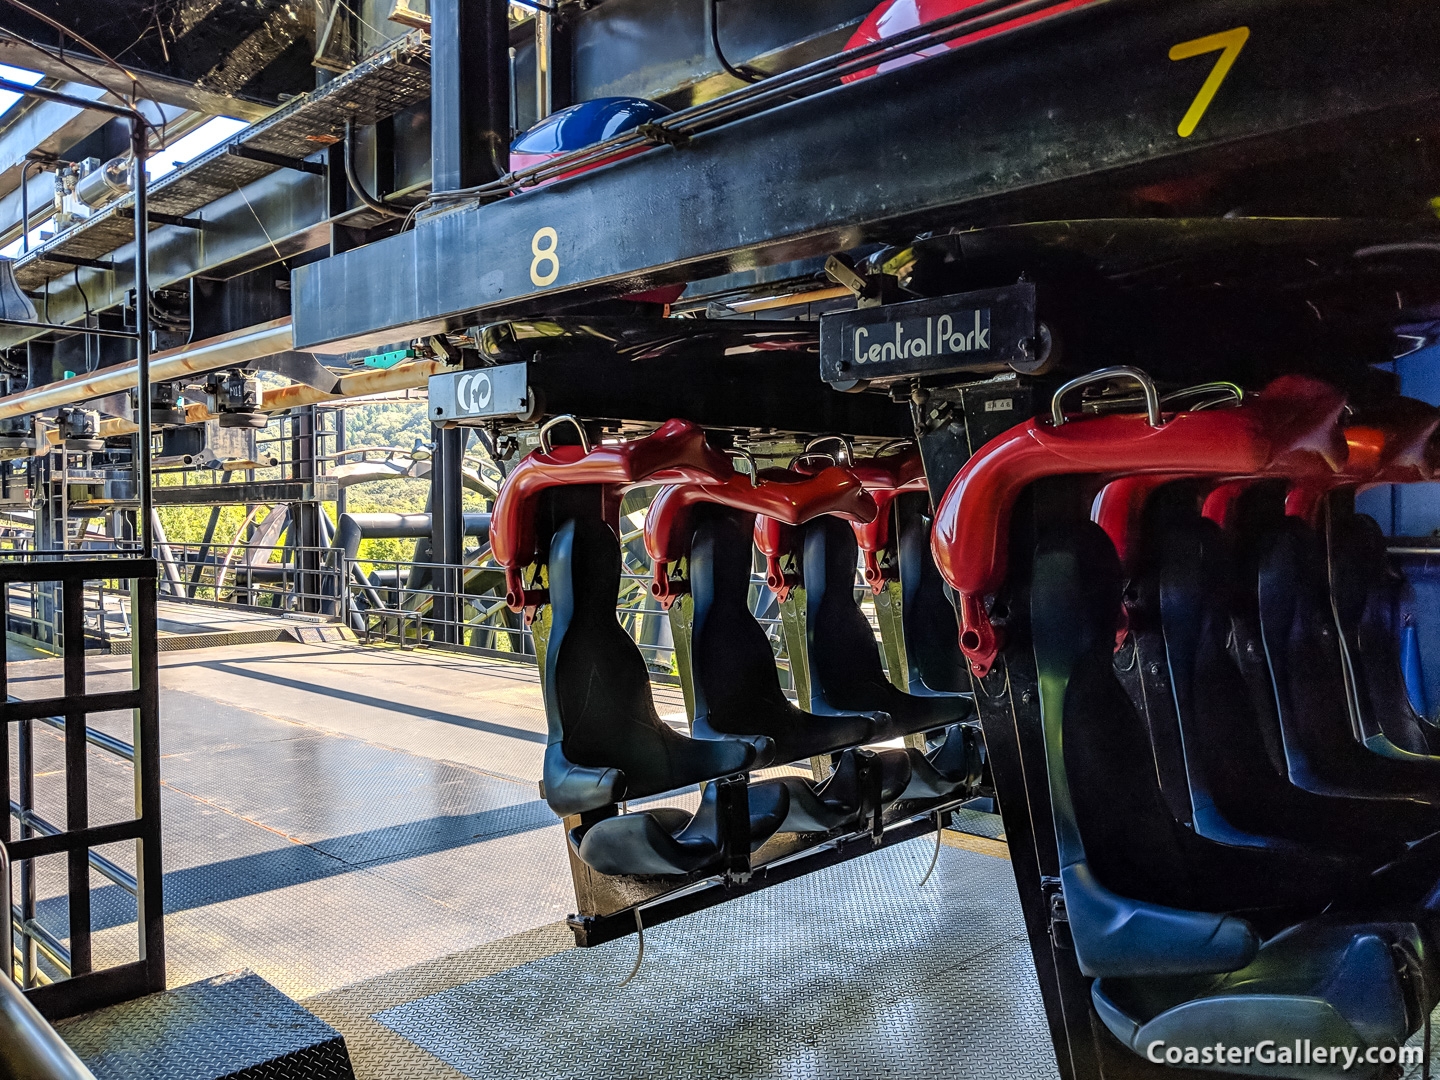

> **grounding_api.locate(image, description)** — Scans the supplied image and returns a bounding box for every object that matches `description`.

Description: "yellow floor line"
[942,830,1011,861]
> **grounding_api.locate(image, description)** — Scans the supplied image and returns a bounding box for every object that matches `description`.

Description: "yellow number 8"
[530,227,560,287]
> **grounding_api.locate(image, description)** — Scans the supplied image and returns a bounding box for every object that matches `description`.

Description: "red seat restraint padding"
[932,375,1348,676]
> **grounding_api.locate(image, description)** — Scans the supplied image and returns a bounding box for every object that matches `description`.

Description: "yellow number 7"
[1169,27,1250,138]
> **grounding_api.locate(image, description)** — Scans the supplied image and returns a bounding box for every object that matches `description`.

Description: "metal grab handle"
[537,414,592,455]
[803,434,853,467]
[1050,365,1162,428]
[873,437,915,459]
[1161,381,1244,412]
[725,447,759,486]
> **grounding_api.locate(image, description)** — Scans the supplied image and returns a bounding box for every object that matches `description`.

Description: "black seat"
[889,494,985,800]
[1037,523,1380,919]
[1254,515,1440,806]
[802,516,970,738]
[1153,499,1440,872]
[1029,521,1440,1070]
[541,513,760,817]
[573,778,789,877]
[1330,511,1440,756]
[1110,506,1208,832]
[898,724,985,801]
[895,493,971,696]
[776,746,913,834]
[687,505,879,764]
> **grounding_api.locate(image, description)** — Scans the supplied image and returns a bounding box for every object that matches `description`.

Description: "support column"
[430,0,511,192]
[430,426,465,644]
[291,405,322,612]
[334,408,347,521]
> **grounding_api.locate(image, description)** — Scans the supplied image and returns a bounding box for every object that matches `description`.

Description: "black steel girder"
[292,0,1440,353]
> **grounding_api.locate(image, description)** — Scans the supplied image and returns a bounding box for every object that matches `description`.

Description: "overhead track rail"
[293,0,1440,352]
[0,319,292,421]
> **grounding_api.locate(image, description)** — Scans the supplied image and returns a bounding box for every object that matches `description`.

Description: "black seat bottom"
[777,747,912,833]
[573,779,790,877]
[692,705,877,769]
[1093,915,1440,1075]
[900,723,985,801]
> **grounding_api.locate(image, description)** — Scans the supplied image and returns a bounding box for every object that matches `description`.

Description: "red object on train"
[841,0,1099,84]
[846,447,929,592]
[489,419,733,611]
[643,467,878,608]
[931,375,1349,677]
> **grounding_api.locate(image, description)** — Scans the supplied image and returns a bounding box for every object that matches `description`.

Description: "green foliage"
[153,469,274,549]
[154,400,496,572]
[343,400,432,454]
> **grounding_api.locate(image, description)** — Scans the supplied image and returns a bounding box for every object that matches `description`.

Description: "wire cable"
[918,810,944,887]
[0,0,145,100]
[343,120,406,220]
[72,266,96,372]
[0,3,168,146]
[705,0,765,84]
[422,0,1064,206]
[618,907,645,987]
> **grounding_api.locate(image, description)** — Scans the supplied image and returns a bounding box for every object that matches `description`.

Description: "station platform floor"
[7,636,1060,1079]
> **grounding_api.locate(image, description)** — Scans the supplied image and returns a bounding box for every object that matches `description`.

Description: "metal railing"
[1,557,164,1022]
[0,521,804,682]
[0,855,97,1080]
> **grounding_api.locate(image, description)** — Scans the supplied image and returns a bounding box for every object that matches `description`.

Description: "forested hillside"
[155,399,492,567]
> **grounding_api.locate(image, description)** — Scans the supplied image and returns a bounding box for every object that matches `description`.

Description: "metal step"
[55,970,355,1080]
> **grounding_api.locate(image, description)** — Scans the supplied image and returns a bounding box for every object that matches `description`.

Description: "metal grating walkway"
[372,842,1055,1080]
[13,32,431,291]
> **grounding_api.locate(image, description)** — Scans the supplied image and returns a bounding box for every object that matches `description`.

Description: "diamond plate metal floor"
[9,637,1058,1079]
[308,841,1057,1080]
[57,971,355,1080]
[8,640,575,998]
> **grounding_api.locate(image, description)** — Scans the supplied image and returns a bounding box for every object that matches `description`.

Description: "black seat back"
[1034,522,1196,907]
[547,513,673,775]
[804,515,896,713]
[1255,516,1440,802]
[803,515,967,732]
[690,506,795,725]
[896,494,969,695]
[1114,486,1202,828]
[688,505,872,760]
[1037,520,1352,916]
[546,509,753,803]
[1030,521,1261,978]
[1157,506,1403,857]
[1330,512,1440,755]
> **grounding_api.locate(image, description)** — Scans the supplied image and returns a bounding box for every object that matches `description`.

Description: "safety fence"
[0,526,805,687]
[1,555,164,1024]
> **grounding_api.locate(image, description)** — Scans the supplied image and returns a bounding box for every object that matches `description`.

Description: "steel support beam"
[430,0,511,192]
[294,0,1440,352]
[289,405,323,613]
[429,425,465,644]
[0,167,327,351]
[152,479,339,506]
